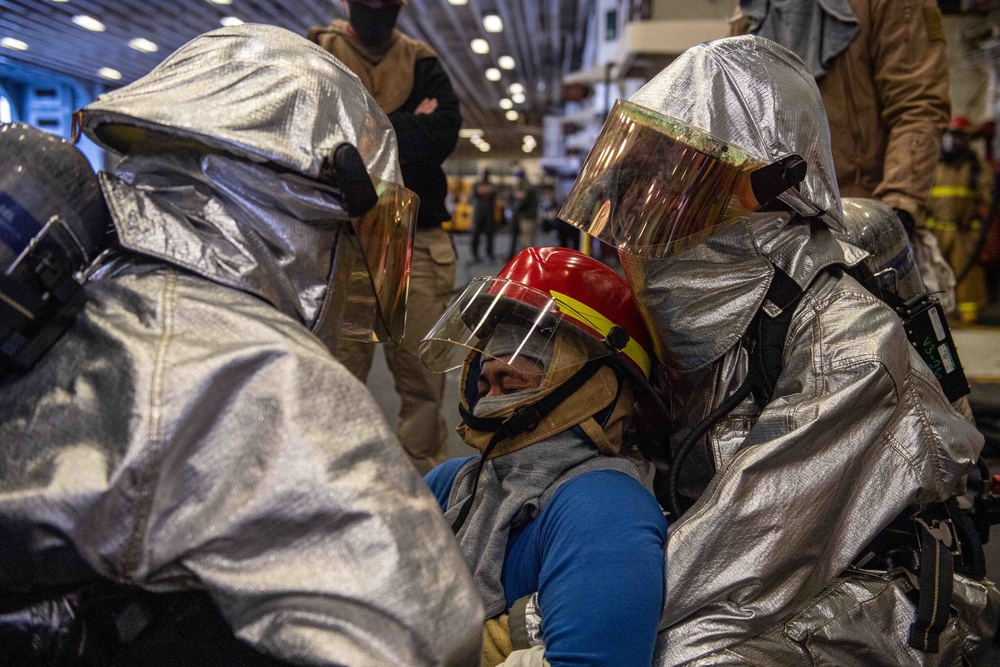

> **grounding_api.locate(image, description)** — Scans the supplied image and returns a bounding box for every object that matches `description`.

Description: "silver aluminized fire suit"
[614,38,992,665]
[0,25,482,666]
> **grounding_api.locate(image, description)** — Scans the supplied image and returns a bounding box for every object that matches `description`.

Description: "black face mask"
[348,1,401,47]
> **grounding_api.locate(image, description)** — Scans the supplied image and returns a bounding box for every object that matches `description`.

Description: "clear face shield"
[559,100,808,259]
[418,277,622,378]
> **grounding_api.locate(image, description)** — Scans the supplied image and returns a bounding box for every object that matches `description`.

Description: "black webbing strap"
[451,358,606,533]
[745,267,804,407]
[908,520,955,653]
[665,266,805,518]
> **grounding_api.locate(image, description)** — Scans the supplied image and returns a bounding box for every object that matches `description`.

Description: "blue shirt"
[426,456,668,667]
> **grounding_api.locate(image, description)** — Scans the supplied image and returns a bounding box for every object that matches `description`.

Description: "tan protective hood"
[457,332,634,459]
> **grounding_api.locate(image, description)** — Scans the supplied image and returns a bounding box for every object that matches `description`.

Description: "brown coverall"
[309,21,460,474]
[732,0,951,221]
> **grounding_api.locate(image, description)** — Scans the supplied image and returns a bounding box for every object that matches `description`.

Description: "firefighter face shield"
[559,99,809,259]
[418,276,652,382]
[319,144,418,345]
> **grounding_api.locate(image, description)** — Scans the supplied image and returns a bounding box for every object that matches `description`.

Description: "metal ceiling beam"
[489,0,535,93]
[396,13,493,130]
[0,0,584,154]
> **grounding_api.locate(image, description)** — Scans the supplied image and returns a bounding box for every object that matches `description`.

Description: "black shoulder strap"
[744,266,804,407]
[665,266,806,517]
[968,153,982,195]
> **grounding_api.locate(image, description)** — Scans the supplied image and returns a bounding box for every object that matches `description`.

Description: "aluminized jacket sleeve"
[654,272,981,664]
[0,265,483,667]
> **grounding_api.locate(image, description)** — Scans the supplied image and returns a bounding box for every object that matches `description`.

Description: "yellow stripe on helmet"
[550,289,652,379]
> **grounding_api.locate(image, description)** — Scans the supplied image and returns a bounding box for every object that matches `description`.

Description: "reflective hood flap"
[629,35,843,228]
[81,24,402,187]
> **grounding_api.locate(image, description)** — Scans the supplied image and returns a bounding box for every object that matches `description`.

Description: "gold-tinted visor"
[418,277,614,376]
[559,99,771,258]
[328,179,418,344]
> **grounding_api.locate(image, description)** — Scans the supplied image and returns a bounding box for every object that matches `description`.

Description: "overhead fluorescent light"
[459,128,484,138]
[72,15,106,32]
[498,55,515,70]
[479,142,491,152]
[483,15,503,33]
[128,38,158,53]
[448,0,468,4]
[485,67,501,82]
[523,135,536,145]
[523,145,534,153]
[0,37,28,51]
[499,98,513,110]
[208,0,233,5]
[220,16,244,27]
[508,83,525,95]
[471,38,489,54]
[505,110,519,122]
[98,67,122,81]
[511,92,526,104]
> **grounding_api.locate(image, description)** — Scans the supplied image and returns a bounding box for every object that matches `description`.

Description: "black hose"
[667,380,754,518]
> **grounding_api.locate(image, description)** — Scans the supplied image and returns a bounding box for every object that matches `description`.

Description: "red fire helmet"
[419,247,655,380]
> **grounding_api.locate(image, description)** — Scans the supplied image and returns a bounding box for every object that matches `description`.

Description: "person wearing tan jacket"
[732,0,958,310]
[732,0,950,223]
[928,116,993,322]
[309,0,461,474]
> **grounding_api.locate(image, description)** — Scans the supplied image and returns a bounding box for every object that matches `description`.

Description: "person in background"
[471,168,499,263]
[506,169,539,261]
[927,116,992,323]
[309,0,461,474]
[419,247,667,667]
[731,0,954,307]
[540,186,578,250]
[0,26,482,665]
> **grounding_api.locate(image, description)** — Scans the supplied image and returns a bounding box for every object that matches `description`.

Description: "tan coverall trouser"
[336,227,457,474]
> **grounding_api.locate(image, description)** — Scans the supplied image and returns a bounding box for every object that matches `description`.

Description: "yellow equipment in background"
[442,177,472,232]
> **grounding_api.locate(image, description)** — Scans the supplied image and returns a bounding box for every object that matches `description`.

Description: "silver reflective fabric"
[647,257,985,664]
[0,24,483,666]
[680,571,1000,666]
[102,153,349,336]
[81,24,401,186]
[618,38,987,664]
[629,36,842,226]
[621,212,862,374]
[80,24,409,350]
[0,263,483,666]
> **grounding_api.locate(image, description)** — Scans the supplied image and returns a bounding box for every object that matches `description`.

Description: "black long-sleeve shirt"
[388,57,461,229]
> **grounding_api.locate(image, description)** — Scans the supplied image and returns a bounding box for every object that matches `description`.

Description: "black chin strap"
[451,358,606,533]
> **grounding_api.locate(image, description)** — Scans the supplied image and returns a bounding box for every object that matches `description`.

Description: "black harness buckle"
[502,405,543,435]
